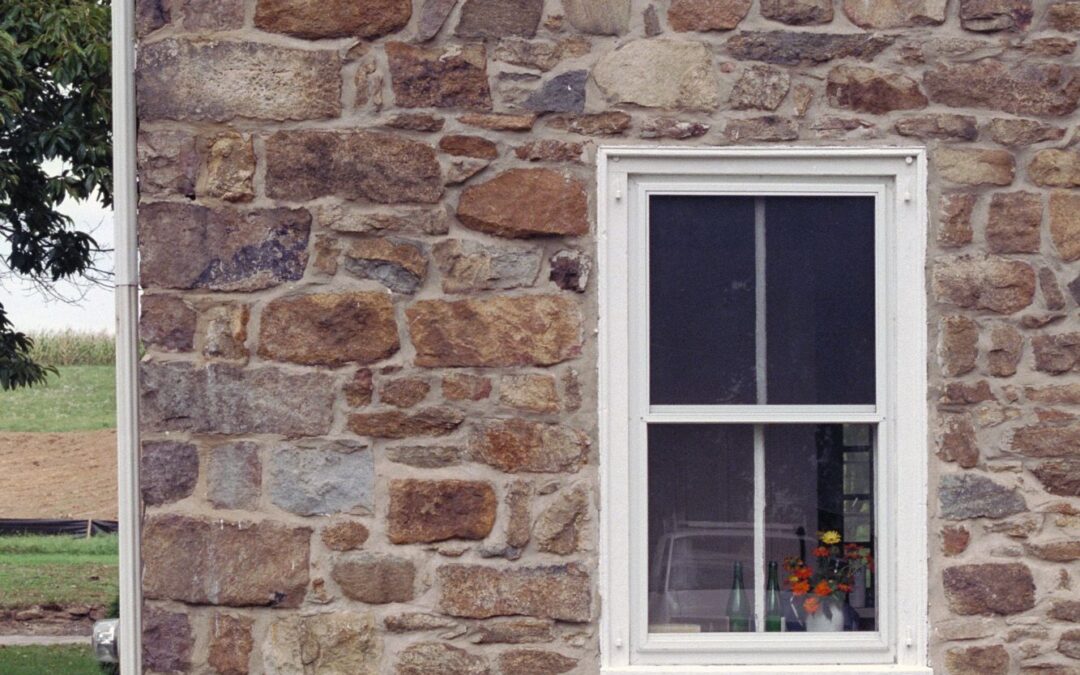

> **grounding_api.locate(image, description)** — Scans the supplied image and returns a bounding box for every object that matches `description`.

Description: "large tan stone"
[563,0,630,34]
[945,645,1010,675]
[407,295,583,367]
[500,374,559,413]
[925,62,1080,117]
[143,514,310,607]
[388,479,497,543]
[137,40,340,122]
[396,642,490,675]
[669,0,752,31]
[197,132,254,203]
[936,148,1015,186]
[988,118,1065,146]
[591,39,720,111]
[332,555,416,603]
[258,293,398,367]
[265,131,443,204]
[943,563,1035,615]
[255,0,410,39]
[535,485,589,555]
[827,65,927,114]
[1029,150,1080,188]
[438,564,592,622]
[387,42,492,111]
[842,0,946,27]
[1051,191,1080,262]
[470,419,589,473]
[457,169,587,238]
[264,613,379,675]
[932,256,1035,314]
[139,203,310,292]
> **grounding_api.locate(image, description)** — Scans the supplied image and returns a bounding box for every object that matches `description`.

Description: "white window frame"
[597,147,930,675]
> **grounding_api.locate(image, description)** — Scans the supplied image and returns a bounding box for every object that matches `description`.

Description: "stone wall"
[134,0,1080,672]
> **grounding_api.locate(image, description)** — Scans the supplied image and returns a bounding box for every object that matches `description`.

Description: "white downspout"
[111,0,142,671]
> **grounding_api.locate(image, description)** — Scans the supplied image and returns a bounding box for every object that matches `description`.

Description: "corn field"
[25,330,115,367]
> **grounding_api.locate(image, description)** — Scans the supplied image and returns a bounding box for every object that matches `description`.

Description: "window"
[598,148,930,673]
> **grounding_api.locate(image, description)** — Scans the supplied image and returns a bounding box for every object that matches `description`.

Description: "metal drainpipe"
[110,0,142,671]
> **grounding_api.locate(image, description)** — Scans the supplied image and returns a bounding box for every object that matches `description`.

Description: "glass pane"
[648,424,755,633]
[648,195,876,406]
[649,196,757,405]
[765,424,876,632]
[765,197,876,404]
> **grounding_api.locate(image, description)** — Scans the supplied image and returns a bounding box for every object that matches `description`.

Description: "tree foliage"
[0,0,111,389]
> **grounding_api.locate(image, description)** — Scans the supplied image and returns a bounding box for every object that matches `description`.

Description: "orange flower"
[795,566,812,581]
[814,581,832,597]
[804,597,821,614]
[838,583,853,593]
[791,581,810,596]
[812,546,829,558]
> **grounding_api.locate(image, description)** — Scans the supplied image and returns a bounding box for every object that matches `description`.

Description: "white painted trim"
[597,146,928,671]
[111,0,142,672]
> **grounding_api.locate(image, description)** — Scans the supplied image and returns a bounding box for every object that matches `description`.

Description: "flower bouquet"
[783,530,873,630]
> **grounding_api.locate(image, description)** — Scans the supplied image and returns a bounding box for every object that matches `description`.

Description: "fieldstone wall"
[134,0,1080,672]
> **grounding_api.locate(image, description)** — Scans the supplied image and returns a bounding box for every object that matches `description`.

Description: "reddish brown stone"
[142,441,199,506]
[455,0,544,38]
[942,525,971,556]
[926,62,1080,117]
[939,193,976,247]
[505,481,532,550]
[547,111,632,136]
[457,169,587,238]
[826,65,928,114]
[258,292,399,367]
[1031,150,1080,188]
[137,40,341,122]
[388,479,497,544]
[143,607,193,673]
[960,0,1032,30]
[255,0,411,38]
[933,256,1035,314]
[470,419,589,473]
[439,134,498,159]
[640,118,711,140]
[1050,191,1080,262]
[381,377,431,408]
[139,203,310,292]
[669,0,751,31]
[1050,600,1080,622]
[939,315,978,377]
[943,563,1036,615]
[140,294,196,352]
[387,113,446,132]
[500,374,559,413]
[1033,459,1080,496]
[988,118,1066,146]
[347,407,465,439]
[988,324,1023,377]
[265,130,443,204]
[1060,630,1080,660]
[143,514,310,607]
[760,0,832,24]
[945,645,1010,675]
[1033,333,1080,374]
[407,295,583,368]
[987,191,1042,253]
[895,113,977,140]
[1012,423,1080,457]
[941,380,995,405]
[387,42,492,111]
[174,0,245,31]
[515,140,584,163]
[332,555,416,604]
[1026,540,1080,562]
[346,369,375,407]
[497,650,577,675]
[1049,1,1080,30]
[939,413,979,469]
[1039,268,1068,311]
[438,564,592,622]
[322,521,371,551]
[208,613,254,675]
[443,373,493,401]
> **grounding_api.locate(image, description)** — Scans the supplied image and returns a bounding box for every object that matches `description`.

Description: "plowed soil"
[0,432,117,520]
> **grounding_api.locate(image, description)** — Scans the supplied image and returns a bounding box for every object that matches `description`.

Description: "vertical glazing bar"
[753,197,767,630]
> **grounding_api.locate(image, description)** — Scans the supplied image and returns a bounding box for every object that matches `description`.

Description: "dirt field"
[0,432,117,520]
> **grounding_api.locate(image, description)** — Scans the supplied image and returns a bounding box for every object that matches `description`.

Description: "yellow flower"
[820,530,842,545]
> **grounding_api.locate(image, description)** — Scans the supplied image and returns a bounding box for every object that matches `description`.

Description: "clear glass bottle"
[726,561,751,632]
[765,560,783,632]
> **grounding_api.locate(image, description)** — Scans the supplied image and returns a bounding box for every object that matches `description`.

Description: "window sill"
[603,666,933,675]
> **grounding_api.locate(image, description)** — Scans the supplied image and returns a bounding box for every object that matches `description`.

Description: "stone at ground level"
[143,514,310,607]
[943,563,1035,615]
[264,612,379,675]
[258,292,399,367]
[255,0,411,38]
[438,564,592,622]
[407,295,583,367]
[388,479,497,543]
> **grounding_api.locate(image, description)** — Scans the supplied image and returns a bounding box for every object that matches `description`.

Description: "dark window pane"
[764,196,876,404]
[764,424,876,632]
[649,195,757,405]
[648,424,754,633]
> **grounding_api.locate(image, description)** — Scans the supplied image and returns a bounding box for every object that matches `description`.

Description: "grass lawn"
[0,365,116,432]
[0,645,101,674]
[0,535,118,610]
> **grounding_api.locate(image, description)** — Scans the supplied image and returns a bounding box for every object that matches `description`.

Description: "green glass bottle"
[726,561,751,632]
[765,561,783,632]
